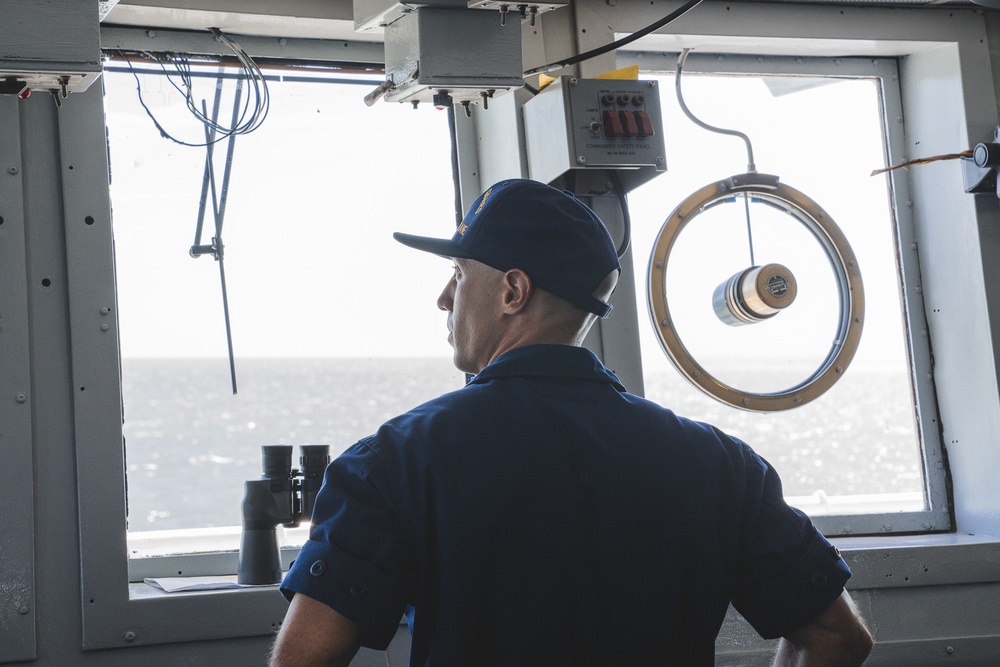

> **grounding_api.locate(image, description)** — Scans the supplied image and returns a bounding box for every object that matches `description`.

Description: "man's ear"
[501,268,533,314]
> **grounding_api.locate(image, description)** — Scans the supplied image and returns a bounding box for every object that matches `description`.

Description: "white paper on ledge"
[144,576,276,592]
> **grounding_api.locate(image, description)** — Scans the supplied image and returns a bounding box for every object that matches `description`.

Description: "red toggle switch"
[634,111,655,137]
[620,110,639,137]
[603,110,624,138]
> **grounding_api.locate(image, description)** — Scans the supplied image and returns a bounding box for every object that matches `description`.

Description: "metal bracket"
[962,126,1000,196]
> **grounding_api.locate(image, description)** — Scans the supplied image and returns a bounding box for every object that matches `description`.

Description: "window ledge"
[834,532,1000,589]
[127,525,310,582]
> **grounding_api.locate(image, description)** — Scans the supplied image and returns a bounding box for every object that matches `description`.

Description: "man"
[272,179,873,666]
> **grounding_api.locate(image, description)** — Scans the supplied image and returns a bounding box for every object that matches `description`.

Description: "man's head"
[394,178,620,373]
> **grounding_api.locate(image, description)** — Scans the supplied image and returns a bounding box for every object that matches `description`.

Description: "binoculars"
[237,444,330,585]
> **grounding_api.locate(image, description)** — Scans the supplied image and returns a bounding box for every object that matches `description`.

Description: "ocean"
[122,357,923,532]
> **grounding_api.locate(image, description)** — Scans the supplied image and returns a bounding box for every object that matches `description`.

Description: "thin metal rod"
[743,192,756,267]
[215,76,243,237]
[216,240,238,394]
[193,69,243,394]
[193,81,225,247]
[675,49,756,173]
[213,73,244,394]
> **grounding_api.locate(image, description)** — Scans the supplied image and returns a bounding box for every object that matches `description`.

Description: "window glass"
[627,71,922,515]
[104,64,463,532]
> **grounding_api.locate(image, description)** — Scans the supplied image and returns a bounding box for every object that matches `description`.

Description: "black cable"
[115,27,270,147]
[523,0,703,77]
[610,171,632,259]
[119,51,223,147]
[446,100,464,228]
[119,50,251,147]
[206,28,270,135]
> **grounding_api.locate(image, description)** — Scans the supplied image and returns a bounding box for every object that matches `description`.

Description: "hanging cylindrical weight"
[712,263,797,326]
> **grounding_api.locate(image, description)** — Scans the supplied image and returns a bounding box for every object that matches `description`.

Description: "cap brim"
[393,232,476,260]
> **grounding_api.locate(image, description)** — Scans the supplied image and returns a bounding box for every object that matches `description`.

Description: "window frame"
[74,20,968,651]
[615,50,950,535]
[0,96,38,662]
[78,28,404,649]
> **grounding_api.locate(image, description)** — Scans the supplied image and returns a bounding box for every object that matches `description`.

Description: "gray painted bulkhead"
[5,0,1000,664]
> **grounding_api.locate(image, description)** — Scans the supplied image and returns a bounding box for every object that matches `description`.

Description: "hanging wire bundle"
[116,27,270,147]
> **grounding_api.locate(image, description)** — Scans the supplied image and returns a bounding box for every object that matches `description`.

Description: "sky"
[105,68,459,360]
[107,61,927,518]
[104,65,904,376]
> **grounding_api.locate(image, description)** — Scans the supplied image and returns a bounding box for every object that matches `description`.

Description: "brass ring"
[647,173,864,412]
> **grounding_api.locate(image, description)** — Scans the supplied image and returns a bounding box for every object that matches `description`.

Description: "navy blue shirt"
[281,344,850,665]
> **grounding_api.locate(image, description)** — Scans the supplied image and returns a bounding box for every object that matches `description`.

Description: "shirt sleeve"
[280,439,413,650]
[729,449,851,640]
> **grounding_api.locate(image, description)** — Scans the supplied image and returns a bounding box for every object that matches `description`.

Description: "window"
[619,52,948,534]
[103,60,463,548]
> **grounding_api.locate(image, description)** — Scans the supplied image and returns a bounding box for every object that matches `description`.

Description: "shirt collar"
[469,344,626,391]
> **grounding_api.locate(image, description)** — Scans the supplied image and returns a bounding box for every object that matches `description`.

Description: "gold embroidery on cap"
[474,187,493,215]
[457,222,469,235]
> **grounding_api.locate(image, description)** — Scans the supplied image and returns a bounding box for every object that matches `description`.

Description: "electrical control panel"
[381,7,523,106]
[0,0,102,98]
[523,76,667,192]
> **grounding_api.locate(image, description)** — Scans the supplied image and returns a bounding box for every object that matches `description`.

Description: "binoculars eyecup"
[261,444,293,479]
[300,444,330,478]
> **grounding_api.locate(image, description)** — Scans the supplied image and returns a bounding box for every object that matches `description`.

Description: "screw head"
[8,166,18,175]
[16,392,27,404]
[577,156,587,164]
[124,631,136,643]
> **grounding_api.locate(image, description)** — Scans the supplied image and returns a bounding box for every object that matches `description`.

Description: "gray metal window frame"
[74,29,952,651]
[616,50,950,536]
[0,97,39,663]
[76,28,390,650]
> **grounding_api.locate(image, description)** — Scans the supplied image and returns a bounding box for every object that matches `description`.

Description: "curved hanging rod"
[675,49,757,174]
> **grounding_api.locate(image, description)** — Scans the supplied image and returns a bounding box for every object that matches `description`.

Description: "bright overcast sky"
[105,66,901,371]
